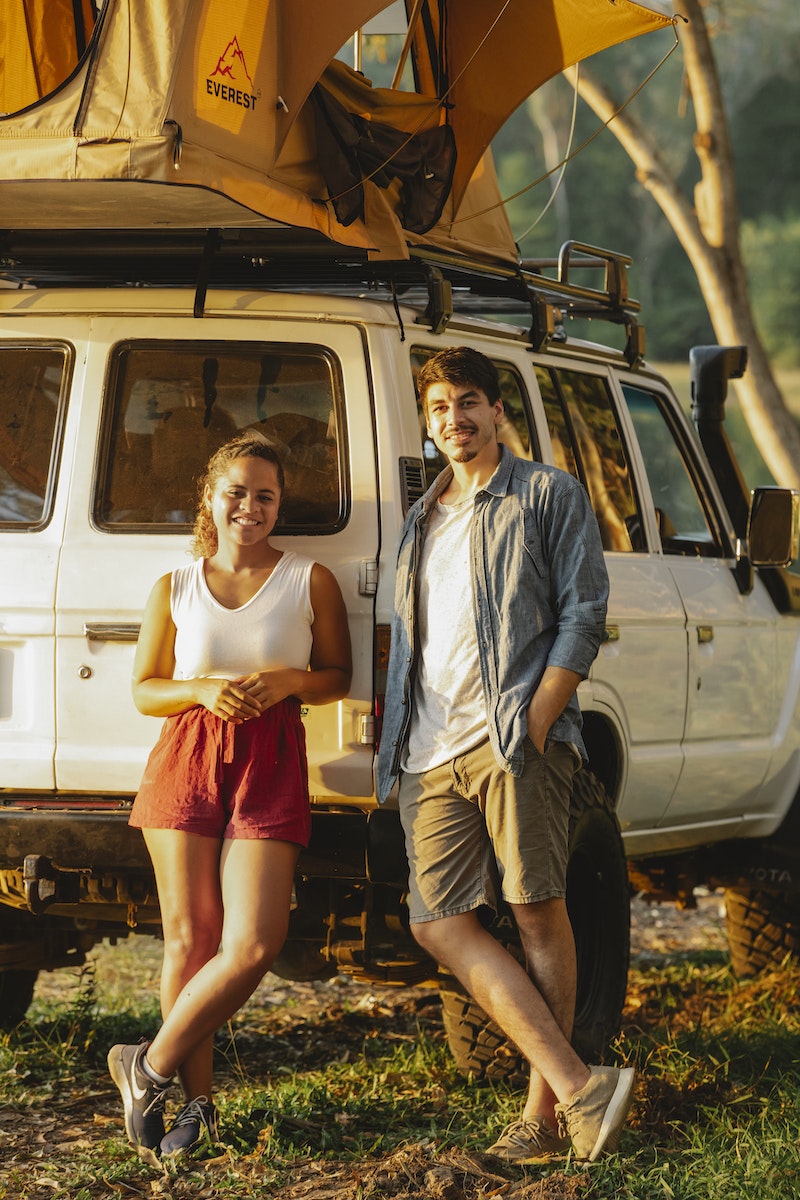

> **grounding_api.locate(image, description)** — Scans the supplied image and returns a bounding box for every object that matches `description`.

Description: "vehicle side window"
[96,342,347,533]
[623,384,725,557]
[535,365,578,478]
[411,347,539,488]
[536,366,645,553]
[0,344,71,529]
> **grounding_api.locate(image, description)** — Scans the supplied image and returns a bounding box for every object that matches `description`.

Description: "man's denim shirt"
[376,445,609,804]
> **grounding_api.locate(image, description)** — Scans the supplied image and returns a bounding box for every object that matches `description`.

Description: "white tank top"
[171,552,314,680]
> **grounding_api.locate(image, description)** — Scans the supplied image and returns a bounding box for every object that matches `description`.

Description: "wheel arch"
[581,709,624,808]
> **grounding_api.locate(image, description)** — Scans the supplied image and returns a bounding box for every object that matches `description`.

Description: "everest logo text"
[207,37,258,111]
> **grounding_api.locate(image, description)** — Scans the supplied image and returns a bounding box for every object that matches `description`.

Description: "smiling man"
[377,346,630,1164]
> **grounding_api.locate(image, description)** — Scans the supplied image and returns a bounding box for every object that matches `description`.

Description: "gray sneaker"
[160,1095,218,1158]
[554,1065,636,1162]
[486,1116,570,1164]
[107,1042,171,1150]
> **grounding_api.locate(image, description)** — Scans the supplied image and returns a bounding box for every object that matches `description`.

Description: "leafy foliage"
[491,13,800,364]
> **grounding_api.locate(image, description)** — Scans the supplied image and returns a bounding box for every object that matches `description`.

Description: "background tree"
[495,0,800,488]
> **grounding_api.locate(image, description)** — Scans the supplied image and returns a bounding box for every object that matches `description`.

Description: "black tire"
[439,972,528,1085]
[567,769,630,1062]
[0,969,38,1030]
[439,768,630,1080]
[724,887,800,977]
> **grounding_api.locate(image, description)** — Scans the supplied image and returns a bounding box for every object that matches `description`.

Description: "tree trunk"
[567,0,800,490]
[526,92,571,245]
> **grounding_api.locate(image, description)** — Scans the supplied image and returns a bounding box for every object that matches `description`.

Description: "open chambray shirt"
[376,445,609,803]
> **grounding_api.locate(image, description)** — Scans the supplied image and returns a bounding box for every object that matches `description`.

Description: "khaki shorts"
[398,736,578,923]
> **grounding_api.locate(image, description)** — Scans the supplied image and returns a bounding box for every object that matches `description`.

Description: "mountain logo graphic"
[205,36,259,112]
[210,37,254,91]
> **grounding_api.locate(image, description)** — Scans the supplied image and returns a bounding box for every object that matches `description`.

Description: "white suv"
[1,230,798,1076]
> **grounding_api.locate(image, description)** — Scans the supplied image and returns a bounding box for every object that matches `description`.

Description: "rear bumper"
[0,804,148,872]
[0,799,407,893]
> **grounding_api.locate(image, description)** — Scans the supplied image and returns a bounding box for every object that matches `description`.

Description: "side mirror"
[747,487,800,567]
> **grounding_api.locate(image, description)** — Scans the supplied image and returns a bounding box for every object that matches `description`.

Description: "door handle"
[83,623,141,643]
[697,625,714,644]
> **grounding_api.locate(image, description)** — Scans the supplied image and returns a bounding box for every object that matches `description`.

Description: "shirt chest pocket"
[522,510,546,578]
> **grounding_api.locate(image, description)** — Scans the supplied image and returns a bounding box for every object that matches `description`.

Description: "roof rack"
[0,227,645,364]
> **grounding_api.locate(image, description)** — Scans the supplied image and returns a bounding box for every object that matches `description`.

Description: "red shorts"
[129,698,311,845]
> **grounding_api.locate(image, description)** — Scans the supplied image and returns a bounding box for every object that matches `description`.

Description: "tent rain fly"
[0,0,676,262]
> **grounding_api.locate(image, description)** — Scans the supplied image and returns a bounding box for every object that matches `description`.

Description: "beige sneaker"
[486,1117,569,1164]
[554,1065,636,1162]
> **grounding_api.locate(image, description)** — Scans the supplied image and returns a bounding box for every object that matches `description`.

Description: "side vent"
[399,456,426,514]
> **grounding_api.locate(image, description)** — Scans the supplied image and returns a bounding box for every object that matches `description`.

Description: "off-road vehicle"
[1,0,795,1073]
[1,227,798,1077]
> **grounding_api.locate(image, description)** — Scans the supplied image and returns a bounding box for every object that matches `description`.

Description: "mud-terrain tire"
[0,969,38,1030]
[724,888,800,977]
[440,769,630,1080]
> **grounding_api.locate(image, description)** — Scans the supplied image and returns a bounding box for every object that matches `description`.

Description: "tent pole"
[391,0,425,89]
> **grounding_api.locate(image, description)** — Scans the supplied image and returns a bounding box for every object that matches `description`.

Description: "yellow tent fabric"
[0,0,96,114]
[408,0,677,207]
[0,0,674,262]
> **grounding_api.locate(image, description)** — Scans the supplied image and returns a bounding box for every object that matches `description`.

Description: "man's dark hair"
[417,347,501,410]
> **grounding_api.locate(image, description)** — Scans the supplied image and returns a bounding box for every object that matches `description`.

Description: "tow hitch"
[23,855,81,914]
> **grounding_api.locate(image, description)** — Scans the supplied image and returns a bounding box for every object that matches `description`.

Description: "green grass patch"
[2,954,800,1198]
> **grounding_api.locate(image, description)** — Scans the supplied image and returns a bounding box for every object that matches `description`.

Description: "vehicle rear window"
[536,366,646,553]
[95,342,348,533]
[0,344,71,529]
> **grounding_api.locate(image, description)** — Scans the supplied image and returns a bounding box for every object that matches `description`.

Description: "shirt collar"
[482,443,515,497]
[421,443,514,512]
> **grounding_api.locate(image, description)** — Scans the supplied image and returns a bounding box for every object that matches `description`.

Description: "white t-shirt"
[402,498,486,773]
[171,551,314,680]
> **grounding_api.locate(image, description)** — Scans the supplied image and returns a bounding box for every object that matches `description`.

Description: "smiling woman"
[107,429,352,1160]
[192,437,286,564]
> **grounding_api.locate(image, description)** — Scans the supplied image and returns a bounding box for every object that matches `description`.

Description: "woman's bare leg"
[143,829,224,1099]
[144,837,299,1082]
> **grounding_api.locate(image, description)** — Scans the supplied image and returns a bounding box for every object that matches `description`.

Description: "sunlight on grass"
[3,953,800,1197]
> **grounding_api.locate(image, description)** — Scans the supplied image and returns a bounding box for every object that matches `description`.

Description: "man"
[377,346,632,1164]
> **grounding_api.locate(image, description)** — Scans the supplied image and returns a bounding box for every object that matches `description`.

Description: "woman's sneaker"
[107,1042,171,1150]
[160,1096,218,1158]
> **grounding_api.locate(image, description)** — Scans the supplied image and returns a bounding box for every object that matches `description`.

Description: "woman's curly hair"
[190,431,285,559]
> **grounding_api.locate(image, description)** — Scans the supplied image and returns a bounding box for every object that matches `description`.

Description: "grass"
[2,941,800,1199]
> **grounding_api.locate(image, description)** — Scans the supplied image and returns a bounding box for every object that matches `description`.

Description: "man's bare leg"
[412,908,589,1104]
[510,897,577,1126]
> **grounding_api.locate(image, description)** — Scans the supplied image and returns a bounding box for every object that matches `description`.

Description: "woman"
[108,431,351,1158]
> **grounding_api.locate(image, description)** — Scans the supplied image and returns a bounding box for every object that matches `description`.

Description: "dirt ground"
[1,893,729,1199]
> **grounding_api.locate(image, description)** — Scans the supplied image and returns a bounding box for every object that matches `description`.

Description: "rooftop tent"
[396,0,678,210]
[0,0,675,261]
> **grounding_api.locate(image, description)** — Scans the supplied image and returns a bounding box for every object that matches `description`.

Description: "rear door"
[534,364,689,830]
[54,310,378,800]
[0,334,78,789]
